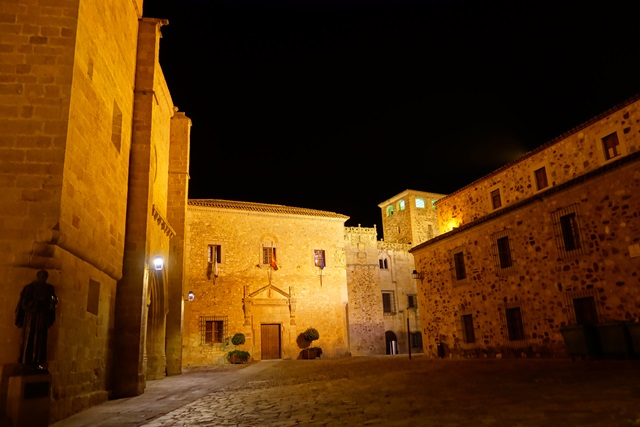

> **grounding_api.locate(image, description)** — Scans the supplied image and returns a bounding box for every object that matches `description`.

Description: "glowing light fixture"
[412,269,424,281]
[187,291,195,302]
[153,256,164,271]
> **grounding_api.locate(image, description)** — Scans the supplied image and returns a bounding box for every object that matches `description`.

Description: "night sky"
[142,0,640,236]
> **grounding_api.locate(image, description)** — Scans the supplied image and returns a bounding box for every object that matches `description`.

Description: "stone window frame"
[382,291,396,315]
[596,127,627,164]
[461,313,476,344]
[551,204,586,259]
[531,163,550,192]
[491,229,516,275]
[502,302,526,342]
[450,246,469,286]
[488,183,503,211]
[207,244,222,279]
[314,249,326,269]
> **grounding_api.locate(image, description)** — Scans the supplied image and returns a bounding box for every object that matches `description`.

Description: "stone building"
[182,195,440,364]
[0,2,190,424]
[184,200,351,363]
[410,94,640,359]
[345,190,446,357]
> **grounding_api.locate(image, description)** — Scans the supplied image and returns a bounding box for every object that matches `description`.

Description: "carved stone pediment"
[243,285,297,326]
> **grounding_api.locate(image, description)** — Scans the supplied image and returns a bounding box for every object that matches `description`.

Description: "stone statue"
[15,270,58,370]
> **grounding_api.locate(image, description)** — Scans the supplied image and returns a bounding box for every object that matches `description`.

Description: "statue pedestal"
[6,371,50,427]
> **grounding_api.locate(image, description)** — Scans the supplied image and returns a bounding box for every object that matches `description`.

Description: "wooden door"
[261,324,281,360]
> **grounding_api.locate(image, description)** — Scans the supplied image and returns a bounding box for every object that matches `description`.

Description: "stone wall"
[0,2,190,422]
[184,201,350,365]
[411,97,640,359]
[436,96,640,232]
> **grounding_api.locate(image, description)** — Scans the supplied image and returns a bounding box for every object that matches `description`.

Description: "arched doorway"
[385,331,398,355]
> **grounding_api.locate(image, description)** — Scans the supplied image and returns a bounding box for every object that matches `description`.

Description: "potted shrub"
[227,349,250,364]
[231,332,246,346]
[227,332,249,363]
[301,327,322,359]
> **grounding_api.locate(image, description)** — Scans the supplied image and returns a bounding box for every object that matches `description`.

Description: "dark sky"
[143,0,640,236]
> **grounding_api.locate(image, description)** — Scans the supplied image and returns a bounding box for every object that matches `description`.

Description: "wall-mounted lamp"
[153,256,164,271]
[411,269,424,281]
[186,291,195,302]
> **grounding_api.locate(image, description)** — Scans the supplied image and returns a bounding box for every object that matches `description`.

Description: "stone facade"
[184,200,351,365]
[410,95,640,359]
[0,2,190,423]
[378,190,446,245]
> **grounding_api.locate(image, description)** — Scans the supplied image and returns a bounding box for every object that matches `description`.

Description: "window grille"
[199,316,228,345]
[382,291,395,314]
[552,204,586,258]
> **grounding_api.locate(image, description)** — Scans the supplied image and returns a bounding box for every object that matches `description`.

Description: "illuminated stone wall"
[0,2,190,423]
[411,97,640,359]
[184,201,350,365]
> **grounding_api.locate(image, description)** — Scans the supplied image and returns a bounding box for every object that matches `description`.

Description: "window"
[490,189,502,209]
[398,200,405,211]
[534,166,548,190]
[378,258,388,269]
[505,307,525,341]
[427,224,433,239]
[407,294,417,309]
[602,132,620,160]
[207,244,221,264]
[382,291,395,314]
[415,198,425,208]
[552,205,585,257]
[431,200,437,210]
[453,251,466,281]
[462,314,475,344]
[207,244,221,278]
[573,297,598,326]
[111,101,122,152]
[560,213,581,251]
[314,249,326,269]
[497,236,513,268]
[199,316,227,345]
[262,245,277,269]
[386,205,394,216]
[410,332,423,348]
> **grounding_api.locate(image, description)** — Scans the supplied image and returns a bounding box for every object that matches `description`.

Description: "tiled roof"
[188,199,349,220]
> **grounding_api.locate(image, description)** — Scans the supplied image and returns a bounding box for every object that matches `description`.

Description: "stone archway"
[385,330,398,355]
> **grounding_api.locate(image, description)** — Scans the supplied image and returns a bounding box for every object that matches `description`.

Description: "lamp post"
[406,308,412,360]
[409,269,424,360]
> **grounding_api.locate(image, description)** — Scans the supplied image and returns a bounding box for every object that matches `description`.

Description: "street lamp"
[412,269,424,281]
[406,307,412,360]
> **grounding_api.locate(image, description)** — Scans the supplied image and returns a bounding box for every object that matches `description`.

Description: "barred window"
[552,204,586,258]
[382,291,395,314]
[505,307,525,341]
[199,316,228,345]
[462,314,476,344]
[410,332,423,348]
[407,294,417,309]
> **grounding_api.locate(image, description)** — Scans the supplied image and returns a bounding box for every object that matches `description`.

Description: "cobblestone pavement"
[56,355,640,427]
